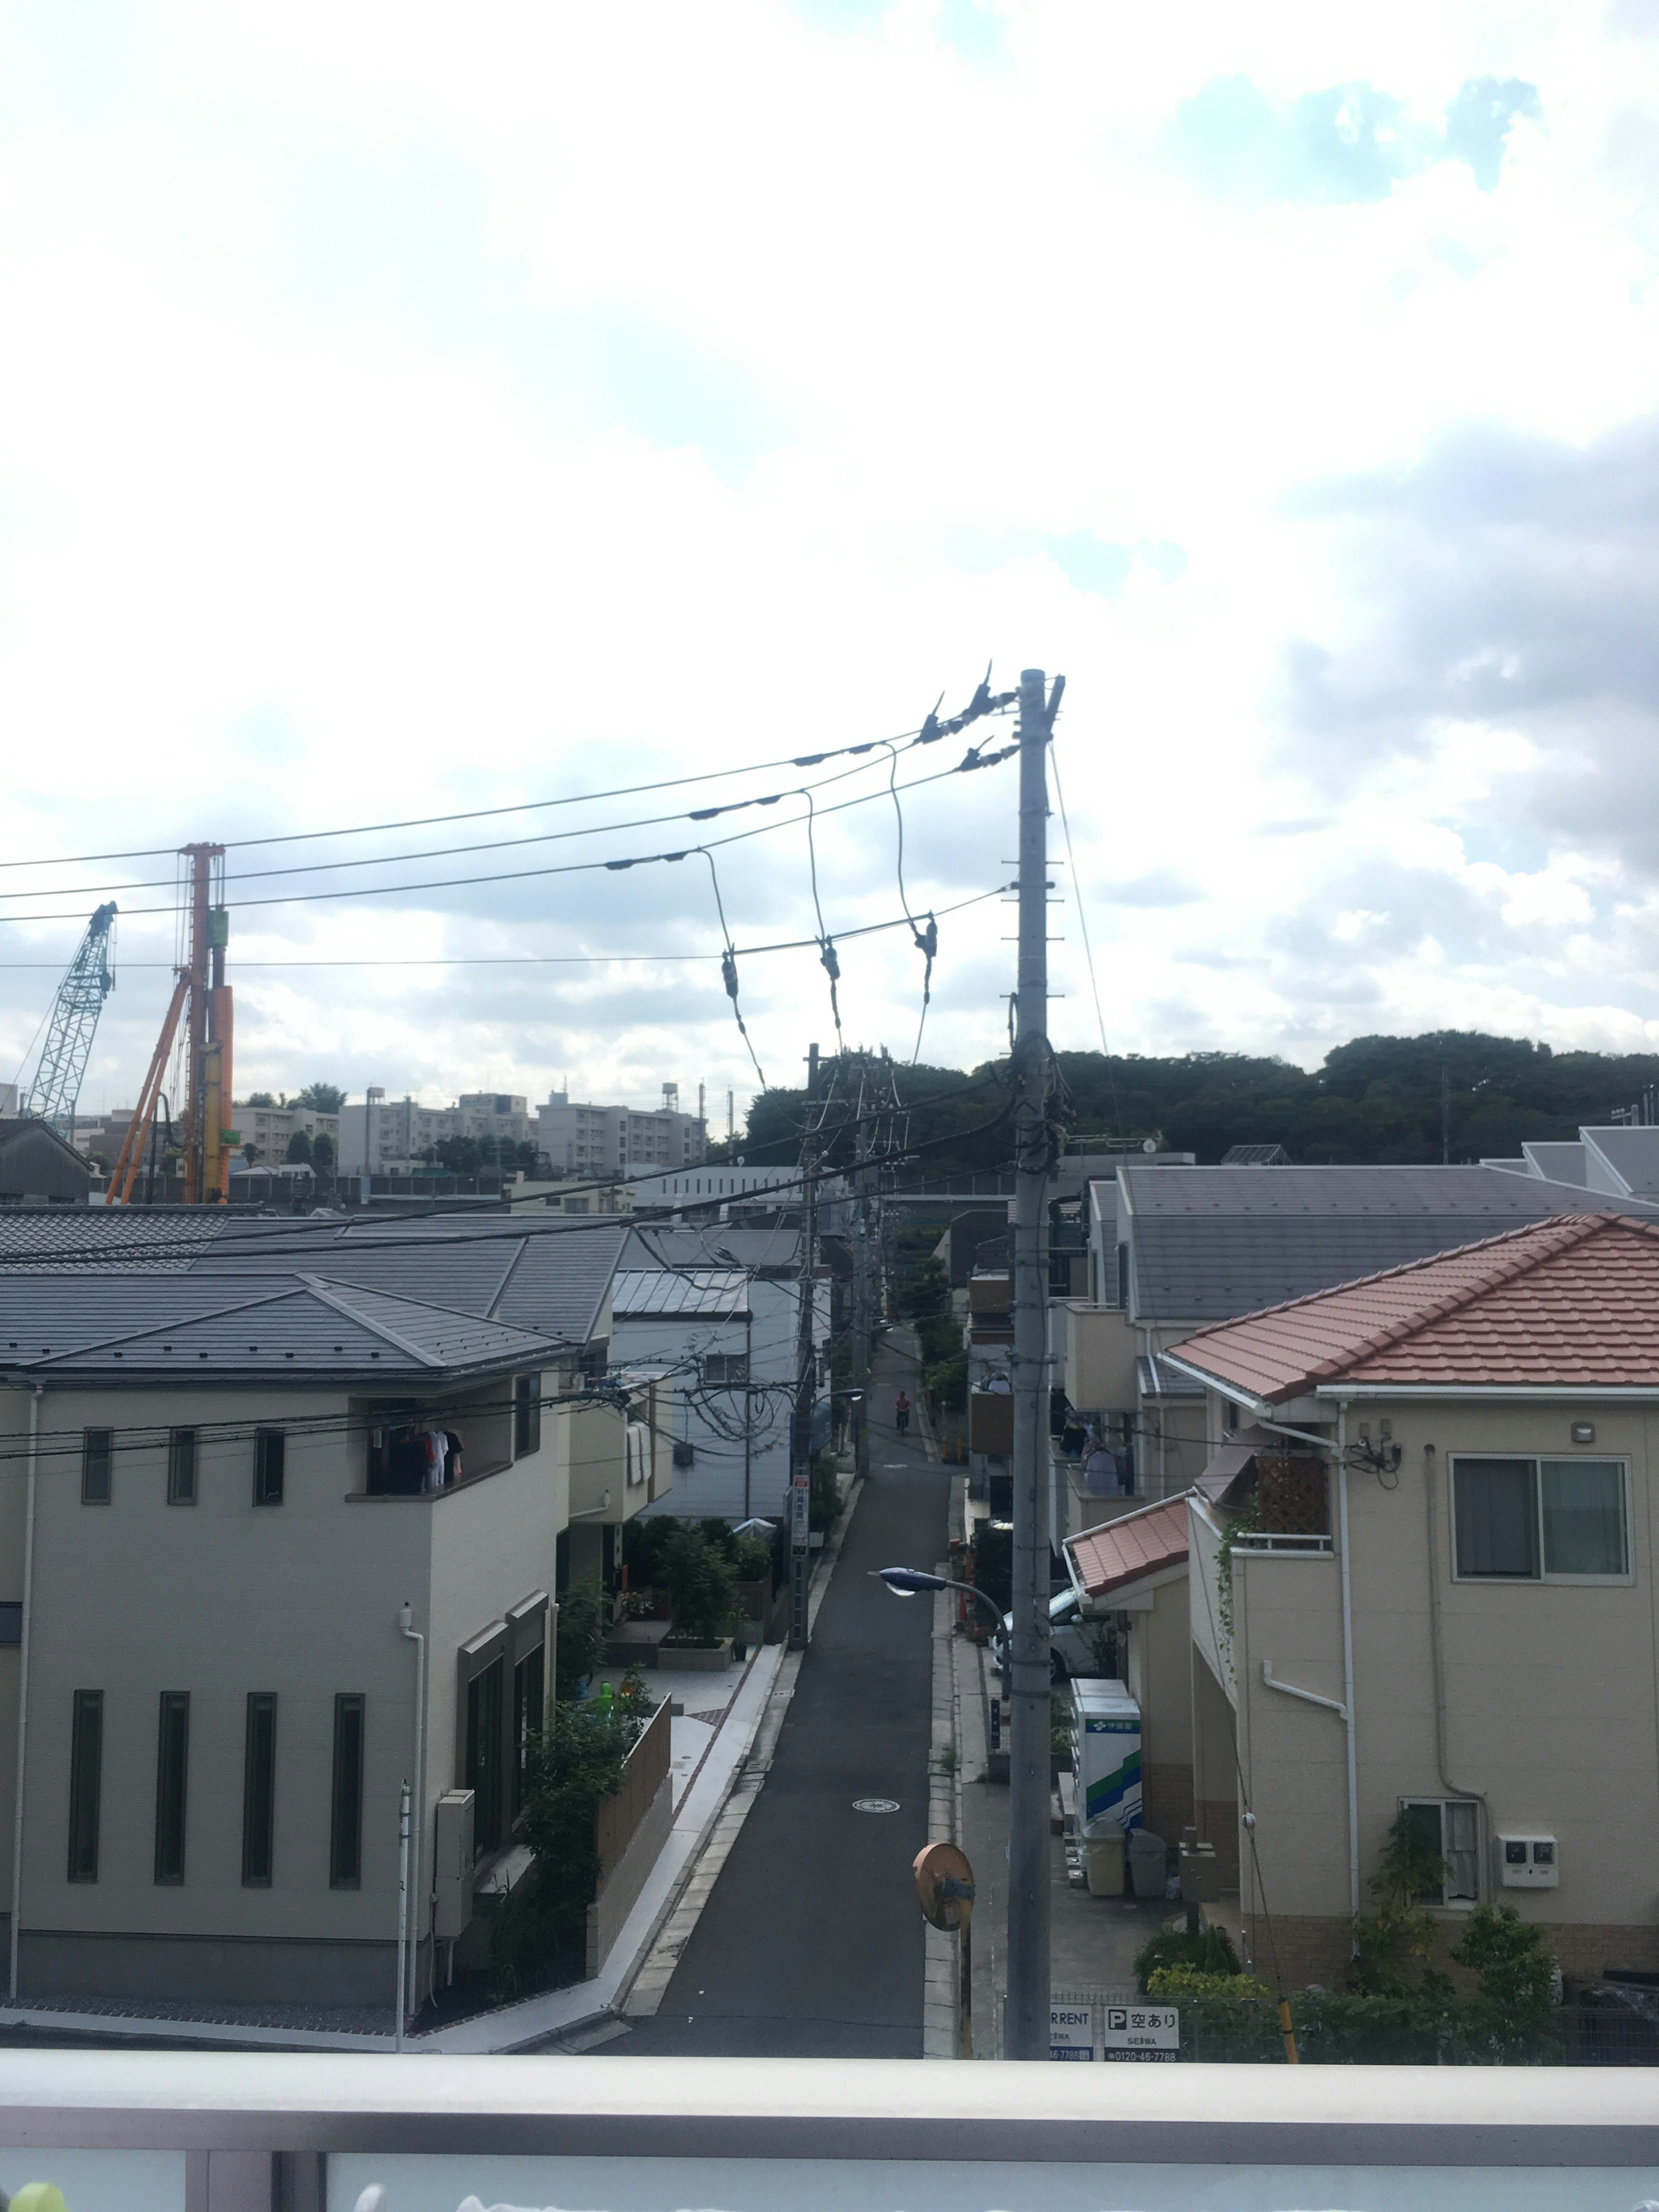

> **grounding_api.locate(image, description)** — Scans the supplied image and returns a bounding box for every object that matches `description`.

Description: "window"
[242,1694,276,1887]
[1452,1456,1629,1580]
[154,1691,190,1885]
[703,1354,749,1385]
[467,1658,505,1855]
[82,1429,112,1505]
[330,1695,365,1888]
[513,1376,541,1458]
[168,1428,197,1506]
[67,1691,102,1883]
[512,1644,544,1818]
[253,1428,286,1506]
[1399,1797,1480,1905]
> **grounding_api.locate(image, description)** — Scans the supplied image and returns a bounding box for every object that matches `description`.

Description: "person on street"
[895,1389,911,1434]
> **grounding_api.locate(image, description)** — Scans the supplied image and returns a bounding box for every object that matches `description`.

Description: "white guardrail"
[1,2054,1659,2212]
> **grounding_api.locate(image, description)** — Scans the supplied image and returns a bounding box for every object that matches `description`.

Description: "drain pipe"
[1423,1443,1489,1885]
[1335,1403,1360,1934]
[397,1602,426,2040]
[9,1381,41,2003]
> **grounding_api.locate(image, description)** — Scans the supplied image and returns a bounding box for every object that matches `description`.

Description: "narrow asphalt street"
[608,1328,949,2056]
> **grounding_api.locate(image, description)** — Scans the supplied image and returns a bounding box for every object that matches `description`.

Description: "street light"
[872,1565,1003,1631]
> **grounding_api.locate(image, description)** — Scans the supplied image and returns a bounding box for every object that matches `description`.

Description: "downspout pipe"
[8,1380,40,2002]
[1336,1404,1360,1938]
[1423,1443,1489,1886]
[397,1602,426,2041]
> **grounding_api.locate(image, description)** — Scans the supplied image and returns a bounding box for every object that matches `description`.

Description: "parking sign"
[1100,2003,1179,2060]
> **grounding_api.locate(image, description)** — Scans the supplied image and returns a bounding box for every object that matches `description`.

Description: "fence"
[594,1694,671,1885]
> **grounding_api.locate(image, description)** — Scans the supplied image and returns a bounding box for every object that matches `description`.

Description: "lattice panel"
[1255,1451,1330,1535]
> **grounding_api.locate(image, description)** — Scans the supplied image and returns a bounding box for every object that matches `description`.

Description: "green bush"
[809,1447,842,1532]
[661,1527,739,1644]
[733,1534,772,1582]
[1448,1904,1562,2063]
[898,1257,950,1320]
[553,1578,610,1701]
[1134,1923,1240,1992]
[923,1355,967,1412]
[491,1698,645,1996]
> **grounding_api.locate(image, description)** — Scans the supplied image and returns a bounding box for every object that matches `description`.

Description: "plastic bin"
[1086,1831,1125,1897]
[1128,1827,1167,1900]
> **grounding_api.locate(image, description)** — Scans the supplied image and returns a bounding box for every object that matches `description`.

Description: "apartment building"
[231,1101,341,1165]
[338,1091,534,1173]
[537,1087,706,1179]
[1164,1209,1659,1987]
[0,1210,656,2015]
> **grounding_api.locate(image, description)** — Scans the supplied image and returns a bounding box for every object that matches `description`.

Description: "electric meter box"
[433,1789,477,1937]
[1071,1678,1141,1837]
[1497,1833,1559,1889]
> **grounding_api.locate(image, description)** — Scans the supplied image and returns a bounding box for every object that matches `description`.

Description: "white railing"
[1,2053,1657,2210]
[1228,1529,1335,1554]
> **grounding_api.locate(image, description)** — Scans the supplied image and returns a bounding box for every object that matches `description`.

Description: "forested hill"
[712,1032,1659,1175]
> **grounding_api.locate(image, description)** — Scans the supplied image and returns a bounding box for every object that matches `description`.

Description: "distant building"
[338,1090,534,1172]
[0,1118,93,1205]
[537,1085,706,1179]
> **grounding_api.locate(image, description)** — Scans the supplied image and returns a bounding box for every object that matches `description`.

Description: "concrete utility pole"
[788,1043,821,1650]
[851,1058,873,1483]
[1007,664,1061,2060]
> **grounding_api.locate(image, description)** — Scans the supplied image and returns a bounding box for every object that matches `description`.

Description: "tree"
[245,1092,275,1108]
[242,1143,262,1166]
[553,1578,610,1700]
[284,1128,314,1166]
[311,1130,336,1171]
[661,1527,738,1644]
[295,1082,346,1114]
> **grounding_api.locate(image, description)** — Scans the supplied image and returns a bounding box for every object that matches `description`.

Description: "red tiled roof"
[1067,1494,1191,1599]
[1168,1211,1659,1402]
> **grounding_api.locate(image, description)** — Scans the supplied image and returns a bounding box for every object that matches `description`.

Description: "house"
[1487,1122,1659,1202]
[0,1121,93,1207]
[613,1225,830,1522]
[1055,1161,1659,1545]
[0,1210,661,2015]
[1163,1209,1659,1988]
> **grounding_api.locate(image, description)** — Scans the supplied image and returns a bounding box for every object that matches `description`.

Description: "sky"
[3,0,1659,1125]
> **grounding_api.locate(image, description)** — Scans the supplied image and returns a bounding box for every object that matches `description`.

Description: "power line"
[1049,738,1122,1139]
[0,671,1021,877]
[0,747,1018,926]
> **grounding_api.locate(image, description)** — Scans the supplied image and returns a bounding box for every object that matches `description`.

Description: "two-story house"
[1166,1209,1659,1988]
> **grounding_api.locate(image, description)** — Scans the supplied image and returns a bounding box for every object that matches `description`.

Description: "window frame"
[1450,1452,1632,1585]
[330,1694,366,1889]
[512,1374,542,1459]
[168,1427,198,1506]
[67,1689,103,1884]
[466,1656,506,1857]
[1398,1795,1481,1909]
[253,1427,286,1507]
[242,1692,277,1888]
[81,1428,112,1506]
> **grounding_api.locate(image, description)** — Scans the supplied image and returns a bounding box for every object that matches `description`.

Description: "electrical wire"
[0,747,1019,926]
[1049,740,1122,1139]
[802,791,844,1050]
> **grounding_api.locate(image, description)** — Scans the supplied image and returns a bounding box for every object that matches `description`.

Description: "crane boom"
[21,901,117,1143]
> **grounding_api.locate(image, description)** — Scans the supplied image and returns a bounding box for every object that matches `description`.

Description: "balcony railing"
[2,2053,1655,2209]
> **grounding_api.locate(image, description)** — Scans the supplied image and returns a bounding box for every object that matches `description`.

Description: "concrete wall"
[1122,1570,1195,1845]
[1228,1393,1659,1980]
[585,1771,673,1980]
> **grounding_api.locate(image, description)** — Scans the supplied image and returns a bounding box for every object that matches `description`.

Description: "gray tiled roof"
[1118,1163,1659,1322]
[622,1224,804,1275]
[0,1207,231,1271]
[611,1270,747,1318]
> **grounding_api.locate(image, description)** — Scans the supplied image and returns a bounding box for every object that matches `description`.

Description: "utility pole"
[788,1042,821,1650]
[1008,665,1061,2060]
[852,1078,872,1484]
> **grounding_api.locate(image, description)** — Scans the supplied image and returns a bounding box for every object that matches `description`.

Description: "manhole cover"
[853,1797,901,1813]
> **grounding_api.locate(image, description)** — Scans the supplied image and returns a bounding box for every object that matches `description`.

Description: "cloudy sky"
[3,0,1658,1125]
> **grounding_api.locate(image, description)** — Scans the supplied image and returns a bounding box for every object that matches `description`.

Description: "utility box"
[1071,1678,1141,1836]
[1180,1836,1221,1906]
[1498,1834,1559,1889]
[433,1789,477,1938]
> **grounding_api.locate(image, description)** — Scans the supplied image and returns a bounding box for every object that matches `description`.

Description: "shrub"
[898,1257,950,1320]
[733,1534,772,1582]
[1134,1923,1240,1992]
[661,1527,739,1644]
[1448,1904,1562,2063]
[1350,1807,1450,1997]
[809,1447,841,1532]
[553,1578,610,1701]
[491,1698,645,1996]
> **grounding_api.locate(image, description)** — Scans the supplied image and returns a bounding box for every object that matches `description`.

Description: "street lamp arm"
[871,1566,1004,1627]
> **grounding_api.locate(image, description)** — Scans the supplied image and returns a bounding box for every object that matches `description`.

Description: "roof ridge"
[1294,1213,1621,1383]
[302,1274,557,1364]
[1182,1211,1618,1354]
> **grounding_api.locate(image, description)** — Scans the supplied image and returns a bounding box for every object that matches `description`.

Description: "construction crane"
[108,844,234,1205]
[19,901,118,1143]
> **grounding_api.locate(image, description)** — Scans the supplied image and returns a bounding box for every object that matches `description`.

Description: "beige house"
[1164,1209,1659,1988]
[0,1212,664,2018]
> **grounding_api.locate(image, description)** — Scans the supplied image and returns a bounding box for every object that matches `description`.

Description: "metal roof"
[621,1225,807,1276]
[611,1270,748,1318]
[1116,1163,1658,1322]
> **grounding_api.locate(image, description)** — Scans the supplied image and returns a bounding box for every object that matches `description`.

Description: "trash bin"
[1128,1827,1167,1900]
[1086,1831,1125,1897]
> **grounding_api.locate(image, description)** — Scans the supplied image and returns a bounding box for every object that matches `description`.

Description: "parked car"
[995,1588,1119,1682]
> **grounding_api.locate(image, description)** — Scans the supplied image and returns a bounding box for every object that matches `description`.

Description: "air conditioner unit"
[1497,1833,1558,1889]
